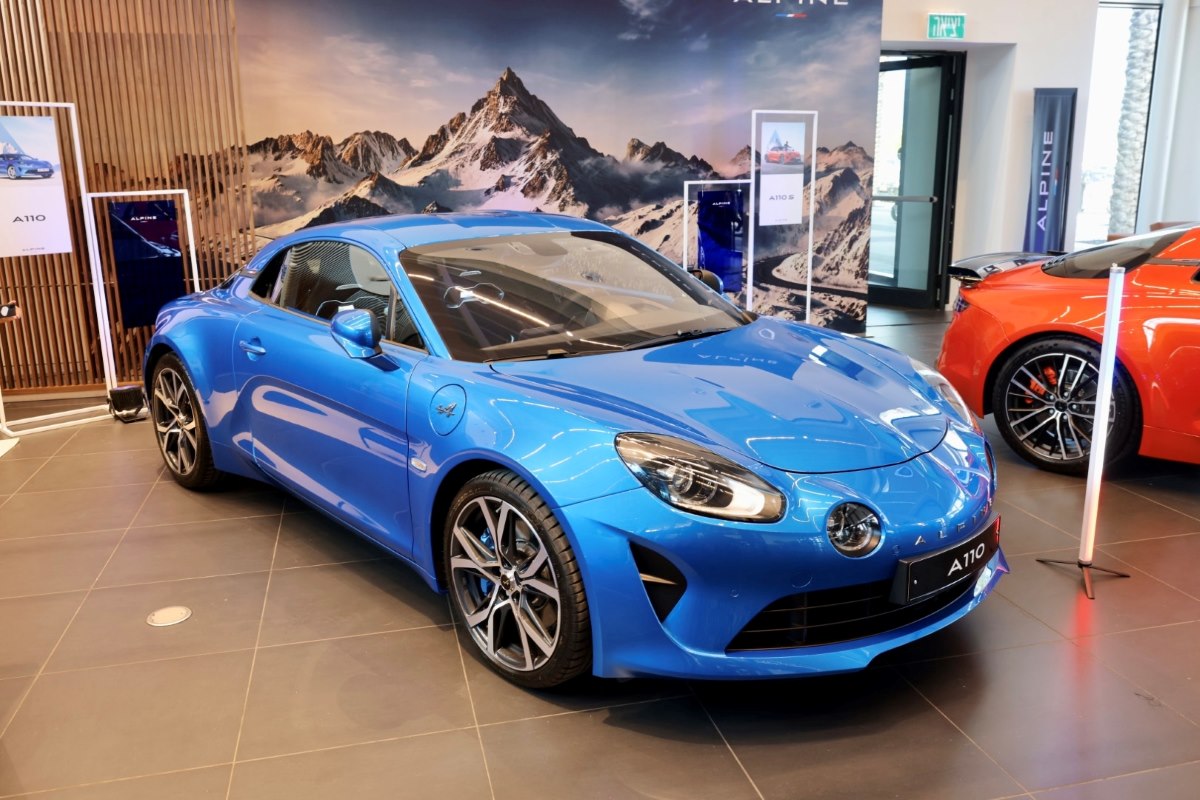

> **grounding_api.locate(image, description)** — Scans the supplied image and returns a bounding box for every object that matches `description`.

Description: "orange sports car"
[937,225,1200,474]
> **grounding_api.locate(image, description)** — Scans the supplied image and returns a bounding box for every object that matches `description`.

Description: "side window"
[271,239,425,349]
[250,249,288,303]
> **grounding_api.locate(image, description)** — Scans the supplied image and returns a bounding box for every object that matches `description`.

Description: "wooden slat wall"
[0,0,253,393]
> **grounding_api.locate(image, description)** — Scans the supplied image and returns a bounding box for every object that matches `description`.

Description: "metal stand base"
[1037,558,1131,600]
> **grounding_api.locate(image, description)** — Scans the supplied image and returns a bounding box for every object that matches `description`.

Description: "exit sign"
[927,13,966,39]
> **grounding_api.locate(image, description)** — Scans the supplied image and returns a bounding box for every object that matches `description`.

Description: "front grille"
[726,572,978,652]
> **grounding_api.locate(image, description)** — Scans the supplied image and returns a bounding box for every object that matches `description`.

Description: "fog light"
[826,503,882,557]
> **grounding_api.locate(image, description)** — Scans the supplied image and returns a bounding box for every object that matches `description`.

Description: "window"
[1043,227,1186,279]
[252,240,423,349]
[1074,2,1162,248]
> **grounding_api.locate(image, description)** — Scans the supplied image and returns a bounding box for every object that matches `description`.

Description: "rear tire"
[150,354,223,489]
[991,337,1139,475]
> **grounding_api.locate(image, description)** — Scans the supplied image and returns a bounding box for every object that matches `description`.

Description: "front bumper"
[558,428,1006,679]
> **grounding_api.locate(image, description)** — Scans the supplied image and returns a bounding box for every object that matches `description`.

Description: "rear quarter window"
[1042,228,1190,279]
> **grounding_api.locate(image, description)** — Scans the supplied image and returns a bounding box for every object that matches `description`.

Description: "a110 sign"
[927,13,966,40]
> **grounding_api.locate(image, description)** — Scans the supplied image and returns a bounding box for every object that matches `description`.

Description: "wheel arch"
[426,457,514,591]
[984,330,1110,415]
[982,329,1144,447]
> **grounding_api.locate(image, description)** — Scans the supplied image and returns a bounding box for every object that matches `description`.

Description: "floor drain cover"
[147,606,192,627]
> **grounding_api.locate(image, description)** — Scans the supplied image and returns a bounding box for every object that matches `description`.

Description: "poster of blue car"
[0,115,72,258]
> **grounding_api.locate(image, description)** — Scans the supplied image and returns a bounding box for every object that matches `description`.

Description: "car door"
[234,237,427,556]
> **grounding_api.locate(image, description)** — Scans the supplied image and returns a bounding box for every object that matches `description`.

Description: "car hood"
[489,318,948,474]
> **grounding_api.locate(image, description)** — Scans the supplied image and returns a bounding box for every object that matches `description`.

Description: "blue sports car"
[0,152,54,179]
[145,211,1005,687]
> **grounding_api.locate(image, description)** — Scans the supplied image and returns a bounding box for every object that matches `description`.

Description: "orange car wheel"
[990,337,1140,475]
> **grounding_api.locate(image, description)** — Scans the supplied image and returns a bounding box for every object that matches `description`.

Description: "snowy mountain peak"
[625,138,715,174]
[337,131,415,174]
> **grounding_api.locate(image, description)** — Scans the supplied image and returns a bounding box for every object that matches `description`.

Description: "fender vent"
[630,542,687,622]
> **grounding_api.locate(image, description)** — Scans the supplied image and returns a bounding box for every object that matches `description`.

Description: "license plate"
[890,516,1000,604]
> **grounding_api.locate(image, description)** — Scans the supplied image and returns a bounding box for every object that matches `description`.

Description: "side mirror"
[689,268,724,293]
[330,308,382,359]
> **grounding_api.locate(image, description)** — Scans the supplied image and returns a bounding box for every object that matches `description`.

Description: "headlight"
[910,357,978,430]
[615,433,784,523]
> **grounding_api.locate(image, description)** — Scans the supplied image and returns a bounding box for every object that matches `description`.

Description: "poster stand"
[1037,265,1132,598]
[748,109,818,322]
[682,179,750,299]
[0,101,113,443]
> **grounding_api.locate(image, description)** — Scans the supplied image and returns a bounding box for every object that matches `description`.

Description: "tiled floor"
[0,308,1198,799]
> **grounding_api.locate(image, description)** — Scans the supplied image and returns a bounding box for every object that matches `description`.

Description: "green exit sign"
[927,13,966,39]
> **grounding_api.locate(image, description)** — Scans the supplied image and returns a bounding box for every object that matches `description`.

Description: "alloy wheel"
[1001,351,1113,465]
[152,366,199,476]
[448,495,561,672]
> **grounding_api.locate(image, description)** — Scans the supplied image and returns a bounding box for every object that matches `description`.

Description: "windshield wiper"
[485,348,594,363]
[618,328,732,352]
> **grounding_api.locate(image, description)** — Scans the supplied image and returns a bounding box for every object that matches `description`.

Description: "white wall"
[882,0,1100,258]
[1150,0,1200,225]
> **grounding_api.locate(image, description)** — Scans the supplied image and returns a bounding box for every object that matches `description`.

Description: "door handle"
[238,339,267,357]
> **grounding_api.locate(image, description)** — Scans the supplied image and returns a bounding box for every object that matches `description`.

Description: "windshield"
[400,231,746,362]
[1042,228,1190,278]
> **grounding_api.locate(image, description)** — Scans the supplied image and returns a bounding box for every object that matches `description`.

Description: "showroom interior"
[1,0,1200,798]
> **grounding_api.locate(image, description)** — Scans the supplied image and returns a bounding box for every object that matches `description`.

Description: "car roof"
[280,211,615,250]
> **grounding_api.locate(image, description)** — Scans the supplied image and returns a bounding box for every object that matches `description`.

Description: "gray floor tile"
[133,481,285,527]
[697,669,1022,800]
[0,484,153,538]
[228,729,490,800]
[56,421,159,455]
[1002,483,1200,544]
[1099,533,1200,598]
[0,674,32,731]
[482,696,759,800]
[2,766,231,800]
[1033,761,1200,799]
[47,572,269,672]
[995,498,1080,555]
[459,627,682,725]
[901,641,1200,791]
[997,550,1200,638]
[0,592,85,678]
[1075,621,1200,724]
[21,449,166,492]
[0,651,252,794]
[258,559,449,647]
[273,510,382,570]
[1113,471,1200,519]
[0,531,121,599]
[98,517,280,587]
[881,592,1062,664]
[0,429,74,459]
[0,456,48,494]
[237,627,472,759]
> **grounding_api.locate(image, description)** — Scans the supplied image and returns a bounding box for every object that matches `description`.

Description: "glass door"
[869,52,964,308]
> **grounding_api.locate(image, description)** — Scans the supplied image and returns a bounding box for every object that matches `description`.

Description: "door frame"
[868,51,965,309]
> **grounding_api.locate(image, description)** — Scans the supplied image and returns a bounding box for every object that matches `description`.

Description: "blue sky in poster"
[0,116,61,163]
[238,0,881,161]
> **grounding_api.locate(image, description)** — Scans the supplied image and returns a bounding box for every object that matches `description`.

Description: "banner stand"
[748,109,818,322]
[1037,265,1132,599]
[0,101,114,442]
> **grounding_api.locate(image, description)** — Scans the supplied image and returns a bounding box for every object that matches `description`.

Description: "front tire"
[150,353,223,489]
[991,337,1139,475]
[444,470,590,688]
[6,166,16,179]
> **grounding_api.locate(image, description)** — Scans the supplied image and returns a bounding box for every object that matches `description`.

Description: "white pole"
[1078,265,1126,565]
[806,114,818,325]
